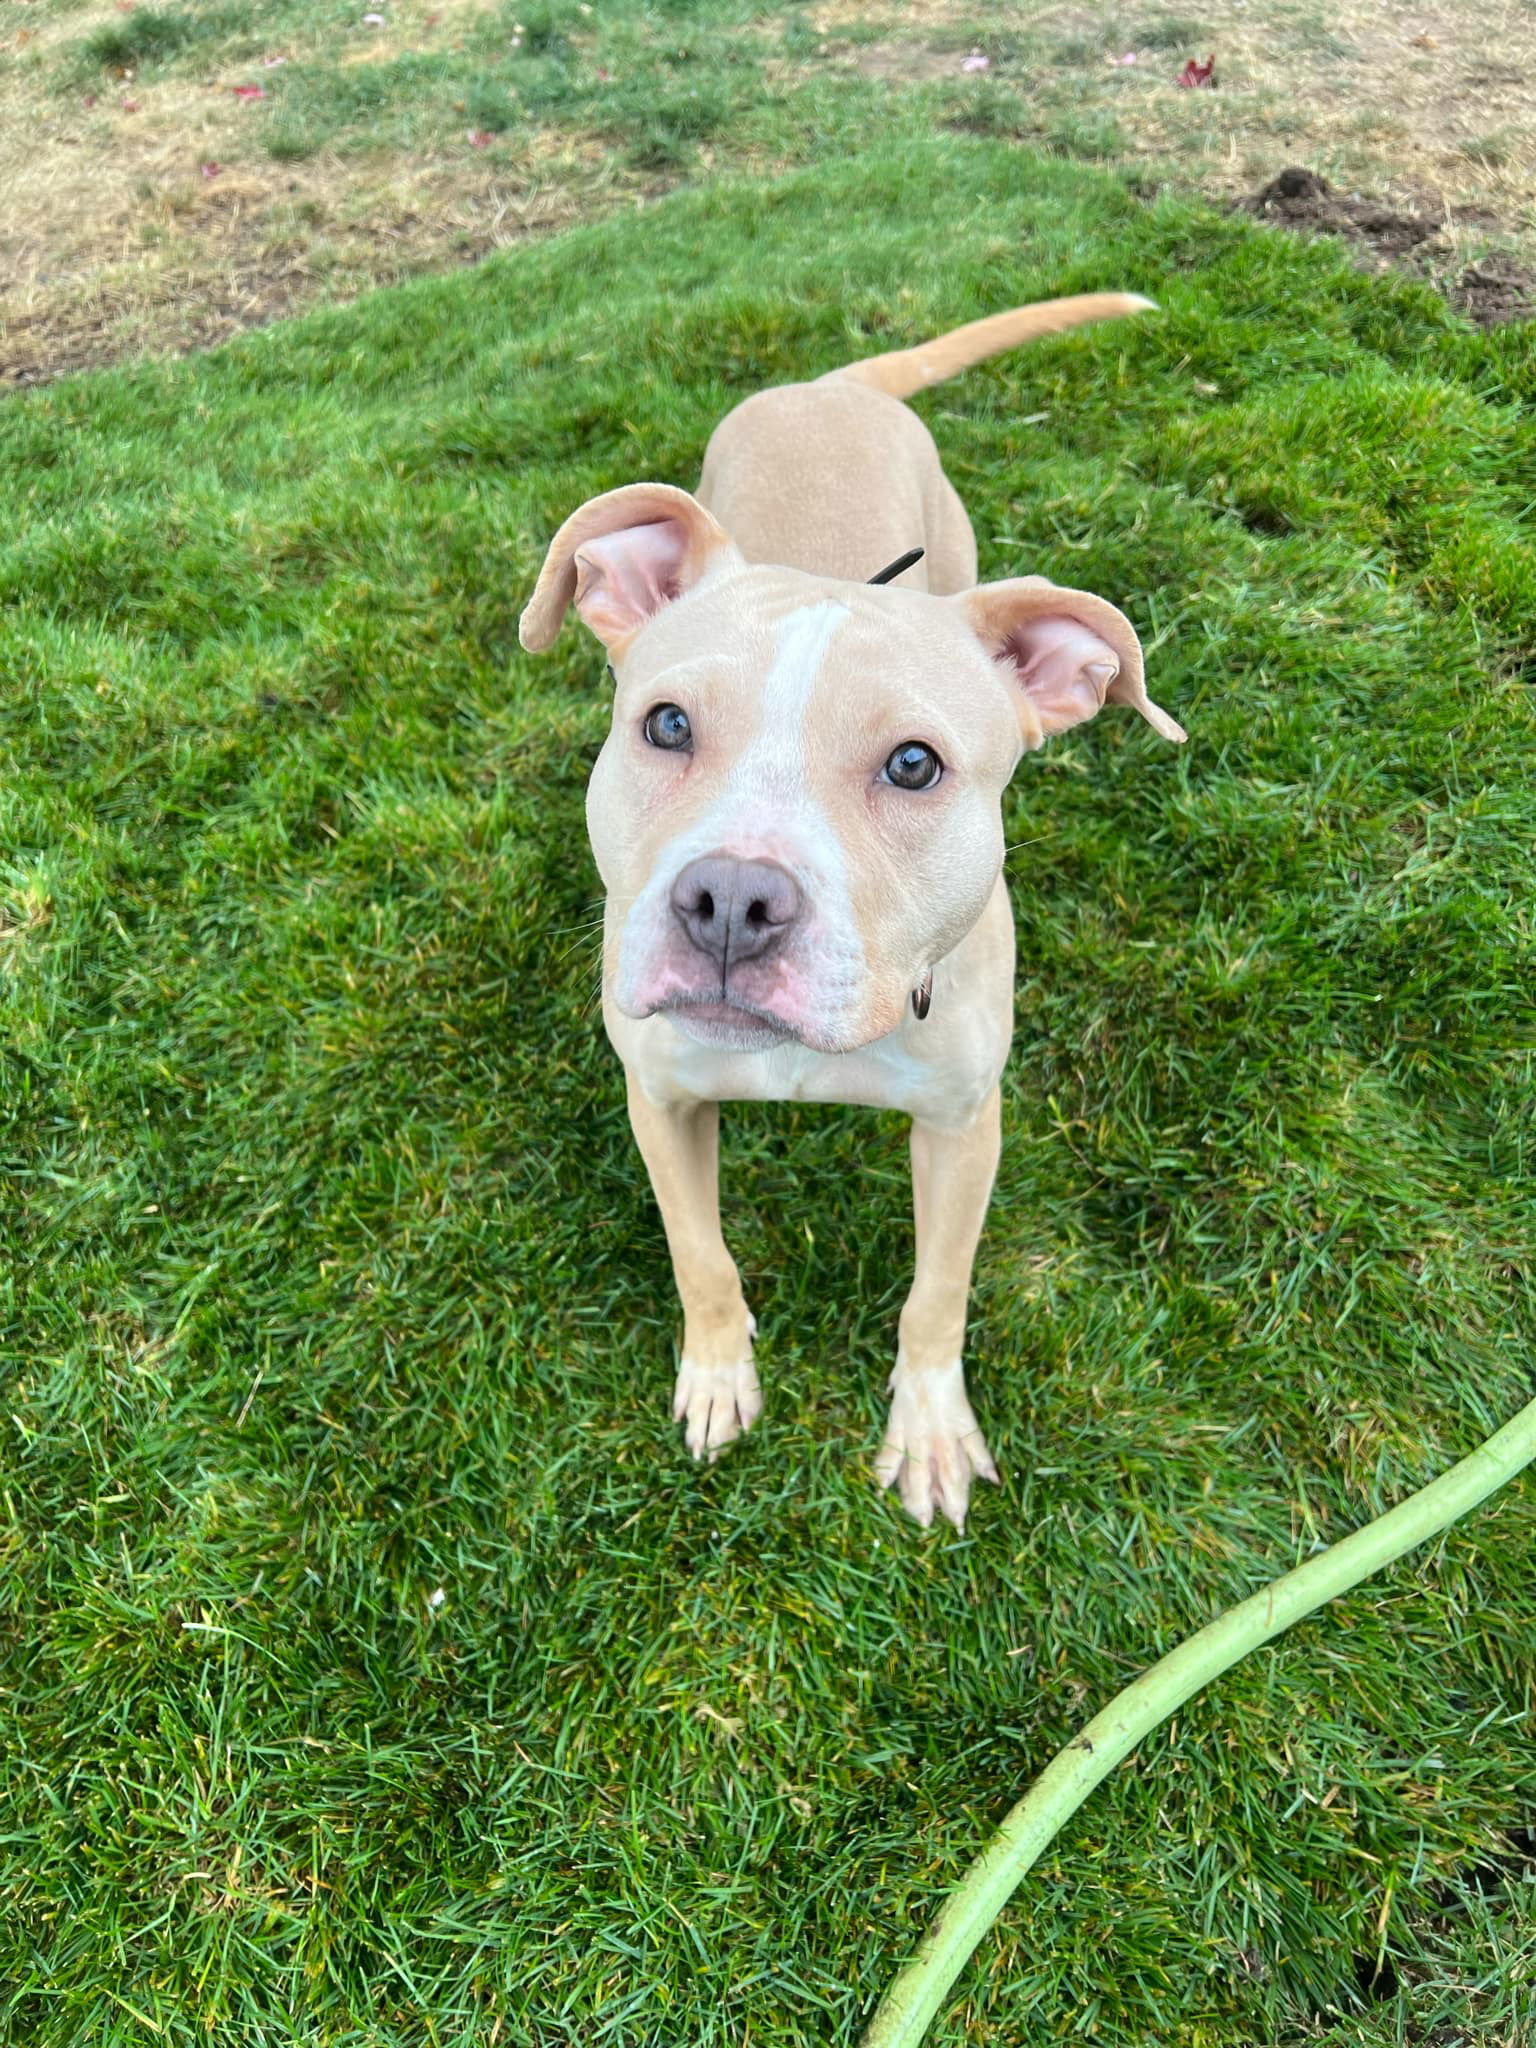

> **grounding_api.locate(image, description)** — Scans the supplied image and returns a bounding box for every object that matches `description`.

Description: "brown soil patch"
[1239,165,1536,325]
[1449,251,1536,324]
[1240,167,1442,262]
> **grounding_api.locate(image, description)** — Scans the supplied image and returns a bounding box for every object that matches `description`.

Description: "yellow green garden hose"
[862,1392,1536,2048]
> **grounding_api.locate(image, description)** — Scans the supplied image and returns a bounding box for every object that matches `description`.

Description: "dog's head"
[521,483,1184,1054]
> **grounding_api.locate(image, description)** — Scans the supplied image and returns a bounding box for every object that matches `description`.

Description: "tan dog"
[521,294,1185,1529]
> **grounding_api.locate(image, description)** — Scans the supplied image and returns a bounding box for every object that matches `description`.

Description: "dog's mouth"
[650,994,801,1051]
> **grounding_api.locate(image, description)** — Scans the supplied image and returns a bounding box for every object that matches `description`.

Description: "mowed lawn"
[3,137,1535,2045]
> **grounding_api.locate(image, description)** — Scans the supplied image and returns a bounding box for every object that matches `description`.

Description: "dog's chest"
[648,1025,935,1117]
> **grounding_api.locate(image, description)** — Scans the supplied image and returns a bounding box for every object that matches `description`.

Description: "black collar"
[867,547,925,586]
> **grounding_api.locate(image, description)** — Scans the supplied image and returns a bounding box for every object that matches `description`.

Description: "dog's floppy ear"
[519,483,741,654]
[959,576,1185,749]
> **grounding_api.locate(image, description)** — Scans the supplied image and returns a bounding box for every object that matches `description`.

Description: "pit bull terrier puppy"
[520,294,1185,1529]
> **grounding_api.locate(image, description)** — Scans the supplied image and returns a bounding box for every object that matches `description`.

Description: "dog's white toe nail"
[674,1355,761,1462]
[879,1361,996,1530]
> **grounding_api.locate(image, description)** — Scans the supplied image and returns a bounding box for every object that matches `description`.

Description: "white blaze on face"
[752,600,850,780]
[617,599,869,1033]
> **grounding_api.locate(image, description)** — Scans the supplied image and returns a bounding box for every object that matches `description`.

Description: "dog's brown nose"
[670,855,802,969]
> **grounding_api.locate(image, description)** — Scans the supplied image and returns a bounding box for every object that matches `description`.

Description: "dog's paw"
[673,1340,761,1463]
[874,1358,999,1531]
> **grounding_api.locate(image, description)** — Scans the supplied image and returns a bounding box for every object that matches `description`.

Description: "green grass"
[3,136,1535,2045]
[51,0,794,170]
[68,1,262,79]
[1134,16,1211,52]
[35,0,1184,184]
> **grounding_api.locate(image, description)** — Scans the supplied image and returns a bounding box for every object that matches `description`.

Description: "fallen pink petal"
[201,161,222,178]
[468,128,493,147]
[232,83,266,100]
[120,97,139,112]
[1108,50,1139,66]
[960,50,990,73]
[1176,53,1216,87]
[262,54,289,68]
[82,93,98,108]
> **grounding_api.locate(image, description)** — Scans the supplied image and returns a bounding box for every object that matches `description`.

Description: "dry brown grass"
[830,0,1536,203]
[1,0,599,382]
[3,1,498,280]
[3,0,1534,384]
[2,129,619,385]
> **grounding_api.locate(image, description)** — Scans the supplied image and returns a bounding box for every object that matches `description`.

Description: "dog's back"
[696,293,1154,591]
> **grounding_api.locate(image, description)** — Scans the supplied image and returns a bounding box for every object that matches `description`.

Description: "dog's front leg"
[626,1073,760,1462]
[875,1086,1003,1530]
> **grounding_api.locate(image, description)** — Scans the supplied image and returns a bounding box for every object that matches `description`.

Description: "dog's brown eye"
[644,703,692,751]
[884,741,942,790]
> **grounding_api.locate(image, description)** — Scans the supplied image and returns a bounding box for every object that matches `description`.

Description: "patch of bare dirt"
[1449,250,1536,324]
[1240,166,1442,260]
[1238,165,1535,326]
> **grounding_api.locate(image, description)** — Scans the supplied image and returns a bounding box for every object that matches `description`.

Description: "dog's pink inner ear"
[573,520,690,644]
[958,577,1185,746]
[996,614,1124,735]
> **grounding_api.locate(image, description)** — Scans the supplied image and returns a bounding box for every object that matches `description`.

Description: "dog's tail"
[824,292,1156,399]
